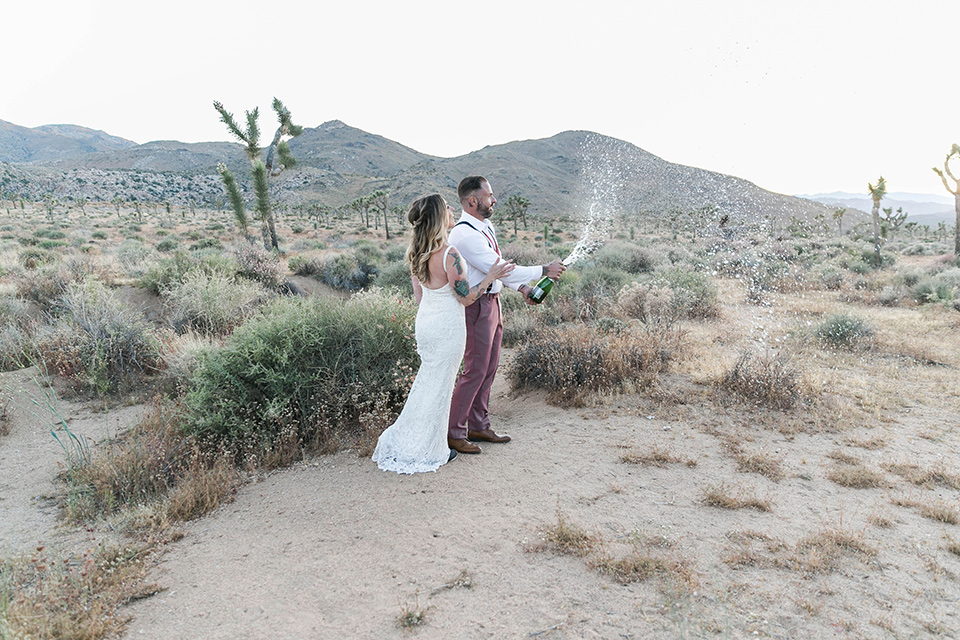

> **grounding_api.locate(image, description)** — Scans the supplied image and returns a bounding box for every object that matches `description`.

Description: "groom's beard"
[478,202,494,218]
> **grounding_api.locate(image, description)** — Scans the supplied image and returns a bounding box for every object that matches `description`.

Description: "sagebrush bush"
[501,243,550,268]
[164,270,271,335]
[33,281,164,396]
[139,251,236,295]
[374,260,415,296]
[718,350,805,409]
[594,241,656,274]
[320,253,377,291]
[15,266,82,310]
[617,281,674,325]
[114,239,152,276]
[0,321,34,371]
[507,322,683,405]
[184,290,419,454]
[156,237,179,252]
[502,309,540,347]
[657,266,720,319]
[288,254,322,276]
[233,244,286,290]
[18,247,59,269]
[815,313,873,350]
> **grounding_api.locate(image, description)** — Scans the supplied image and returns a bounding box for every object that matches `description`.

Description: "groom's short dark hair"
[458,176,487,205]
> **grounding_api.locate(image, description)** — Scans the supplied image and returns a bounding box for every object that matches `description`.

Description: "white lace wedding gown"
[372,278,466,474]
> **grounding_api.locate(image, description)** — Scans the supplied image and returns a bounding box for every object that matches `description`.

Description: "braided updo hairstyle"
[405,194,448,284]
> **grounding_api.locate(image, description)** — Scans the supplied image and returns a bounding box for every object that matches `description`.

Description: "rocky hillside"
[0,121,136,163]
[0,119,837,225]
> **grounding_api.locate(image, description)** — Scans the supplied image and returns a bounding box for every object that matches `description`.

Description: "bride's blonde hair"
[405,194,448,283]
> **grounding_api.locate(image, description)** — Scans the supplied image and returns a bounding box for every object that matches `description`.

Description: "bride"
[372,194,515,474]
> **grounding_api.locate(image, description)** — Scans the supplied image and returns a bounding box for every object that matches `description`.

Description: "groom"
[447,176,566,454]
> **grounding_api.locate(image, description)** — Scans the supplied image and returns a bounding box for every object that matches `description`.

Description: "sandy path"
[0,367,145,556]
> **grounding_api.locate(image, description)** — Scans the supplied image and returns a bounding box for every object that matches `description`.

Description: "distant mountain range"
[0,118,838,227]
[798,192,956,227]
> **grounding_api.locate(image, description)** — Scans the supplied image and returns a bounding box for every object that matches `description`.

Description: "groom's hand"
[519,284,537,305]
[544,260,566,279]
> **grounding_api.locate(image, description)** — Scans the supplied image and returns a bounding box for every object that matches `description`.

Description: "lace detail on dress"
[371,280,466,474]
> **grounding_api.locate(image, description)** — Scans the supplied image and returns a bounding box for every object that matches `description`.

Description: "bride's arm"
[411,276,423,305]
[445,247,515,307]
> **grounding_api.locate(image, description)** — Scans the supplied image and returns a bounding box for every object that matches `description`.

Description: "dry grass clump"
[734,449,785,482]
[890,495,960,524]
[827,464,888,489]
[844,435,887,450]
[722,530,789,569]
[945,536,960,557]
[0,541,159,640]
[620,444,696,467]
[531,510,598,558]
[881,461,960,489]
[396,594,430,630]
[507,321,684,406]
[702,483,772,511]
[716,349,807,410]
[789,527,877,575]
[60,397,238,528]
[530,511,697,592]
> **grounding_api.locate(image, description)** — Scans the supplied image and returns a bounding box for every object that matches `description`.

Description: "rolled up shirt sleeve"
[499,263,544,290]
[449,216,545,292]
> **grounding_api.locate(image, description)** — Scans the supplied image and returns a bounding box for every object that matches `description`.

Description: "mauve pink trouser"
[448,293,502,440]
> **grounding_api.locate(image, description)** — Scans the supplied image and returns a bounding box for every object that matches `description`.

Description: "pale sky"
[5,0,958,196]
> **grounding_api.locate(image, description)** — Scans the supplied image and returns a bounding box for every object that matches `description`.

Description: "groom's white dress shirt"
[448,212,543,294]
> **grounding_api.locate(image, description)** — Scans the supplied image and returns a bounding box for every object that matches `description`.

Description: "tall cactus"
[932,143,960,256]
[213,98,303,250]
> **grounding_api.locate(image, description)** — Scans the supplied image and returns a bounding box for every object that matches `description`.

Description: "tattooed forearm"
[454,279,471,298]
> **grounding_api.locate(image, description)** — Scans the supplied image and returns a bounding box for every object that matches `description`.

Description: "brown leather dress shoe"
[467,429,511,443]
[448,438,481,454]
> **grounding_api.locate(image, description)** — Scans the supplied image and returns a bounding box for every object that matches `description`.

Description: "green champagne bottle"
[529,275,554,304]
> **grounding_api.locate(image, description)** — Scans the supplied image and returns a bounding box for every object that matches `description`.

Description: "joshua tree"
[867,176,887,266]
[111,196,123,218]
[213,98,303,250]
[833,208,846,235]
[881,206,908,236]
[369,189,391,239]
[501,194,530,234]
[351,195,372,228]
[932,143,960,256]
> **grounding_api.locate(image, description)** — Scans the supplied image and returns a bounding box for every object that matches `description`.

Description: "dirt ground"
[3,344,960,639]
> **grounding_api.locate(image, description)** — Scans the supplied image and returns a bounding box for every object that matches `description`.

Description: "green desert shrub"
[374,261,414,296]
[815,313,873,350]
[155,237,179,253]
[164,270,271,335]
[90,230,108,240]
[657,266,720,319]
[288,254,322,276]
[812,264,844,291]
[184,290,419,453]
[33,281,164,396]
[18,247,59,269]
[140,251,236,294]
[233,244,286,290]
[115,239,152,276]
[319,253,378,291]
[507,322,682,406]
[594,242,656,274]
[188,237,222,252]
